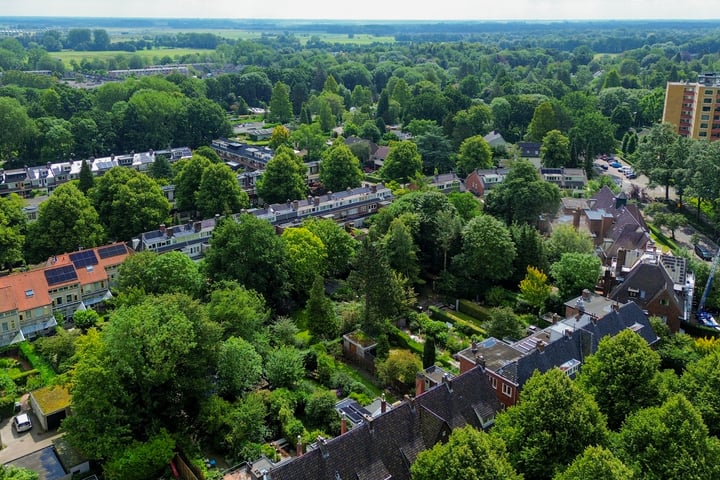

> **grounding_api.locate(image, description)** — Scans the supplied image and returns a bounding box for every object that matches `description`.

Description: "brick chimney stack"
[296,435,303,457]
[415,372,425,397]
[340,413,347,435]
[381,393,387,414]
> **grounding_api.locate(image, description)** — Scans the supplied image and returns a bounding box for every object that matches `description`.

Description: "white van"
[13,413,32,433]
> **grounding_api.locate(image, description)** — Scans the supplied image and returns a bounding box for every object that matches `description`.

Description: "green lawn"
[49,48,214,66]
[647,223,680,254]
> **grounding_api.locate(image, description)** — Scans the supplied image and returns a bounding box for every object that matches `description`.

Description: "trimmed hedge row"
[457,300,492,323]
[389,327,423,355]
[681,321,720,338]
[18,342,56,383]
[429,306,486,337]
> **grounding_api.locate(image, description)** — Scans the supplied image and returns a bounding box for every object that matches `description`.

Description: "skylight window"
[25,290,34,297]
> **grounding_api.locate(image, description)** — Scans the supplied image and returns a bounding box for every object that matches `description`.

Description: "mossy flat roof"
[31,385,71,415]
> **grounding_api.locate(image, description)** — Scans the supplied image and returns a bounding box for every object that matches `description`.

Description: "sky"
[3,0,720,21]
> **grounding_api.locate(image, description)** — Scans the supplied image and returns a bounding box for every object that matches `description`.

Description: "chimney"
[582,289,591,302]
[159,223,166,233]
[307,195,313,205]
[166,227,174,238]
[476,354,486,370]
[292,200,299,210]
[381,393,387,414]
[327,191,333,200]
[442,372,452,391]
[313,196,320,206]
[471,341,478,355]
[194,221,202,233]
[340,413,347,435]
[552,313,559,324]
[616,249,627,274]
[370,184,377,193]
[296,435,303,457]
[564,329,572,339]
[573,208,581,229]
[536,340,545,352]
[612,303,620,312]
[588,198,597,210]
[415,372,426,397]
[317,436,329,458]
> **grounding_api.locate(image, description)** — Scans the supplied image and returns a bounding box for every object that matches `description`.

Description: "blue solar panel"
[69,250,98,268]
[98,244,127,259]
[44,265,78,286]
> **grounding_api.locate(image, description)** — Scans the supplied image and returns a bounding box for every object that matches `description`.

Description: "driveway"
[0,411,63,465]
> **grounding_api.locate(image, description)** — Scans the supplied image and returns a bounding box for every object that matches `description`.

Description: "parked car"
[695,244,714,261]
[13,413,32,433]
[609,161,622,168]
[626,172,637,179]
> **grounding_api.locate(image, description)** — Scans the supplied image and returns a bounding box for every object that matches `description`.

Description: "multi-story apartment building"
[0,243,131,346]
[663,73,720,140]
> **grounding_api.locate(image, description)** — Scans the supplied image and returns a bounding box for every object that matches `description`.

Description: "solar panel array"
[44,265,78,286]
[98,244,127,259]
[69,250,98,268]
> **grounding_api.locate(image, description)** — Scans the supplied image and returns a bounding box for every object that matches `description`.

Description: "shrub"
[457,300,491,322]
[18,342,55,383]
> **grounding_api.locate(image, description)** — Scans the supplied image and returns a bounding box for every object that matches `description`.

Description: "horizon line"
[2,16,720,22]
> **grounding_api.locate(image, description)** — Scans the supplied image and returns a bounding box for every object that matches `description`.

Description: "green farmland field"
[49,48,214,66]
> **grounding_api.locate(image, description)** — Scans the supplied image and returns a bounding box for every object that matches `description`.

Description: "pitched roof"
[0,269,53,312]
[609,261,682,314]
[266,366,500,480]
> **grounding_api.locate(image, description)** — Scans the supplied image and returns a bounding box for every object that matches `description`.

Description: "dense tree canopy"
[411,426,521,480]
[204,215,291,310]
[89,166,170,241]
[493,368,608,480]
[26,183,105,264]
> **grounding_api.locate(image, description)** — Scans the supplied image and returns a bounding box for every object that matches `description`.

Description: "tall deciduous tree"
[257,146,307,204]
[206,281,271,341]
[281,227,327,295]
[568,111,616,171]
[196,163,249,218]
[451,214,516,295]
[26,183,105,263]
[411,426,521,480]
[681,349,720,436]
[633,122,684,202]
[519,266,552,314]
[90,167,170,241]
[550,252,601,300]
[492,369,608,480]
[376,349,422,391]
[117,250,203,298]
[455,135,493,176]
[302,218,357,278]
[173,155,212,214]
[204,215,291,310]
[381,217,421,284]
[265,346,305,389]
[319,142,363,192]
[0,96,36,163]
[545,224,594,264]
[268,125,291,150]
[613,394,720,480]
[379,140,422,184]
[554,446,635,480]
[217,336,263,398]
[578,329,661,429]
[484,159,561,225]
[540,129,571,168]
[0,193,26,270]
[269,81,293,123]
